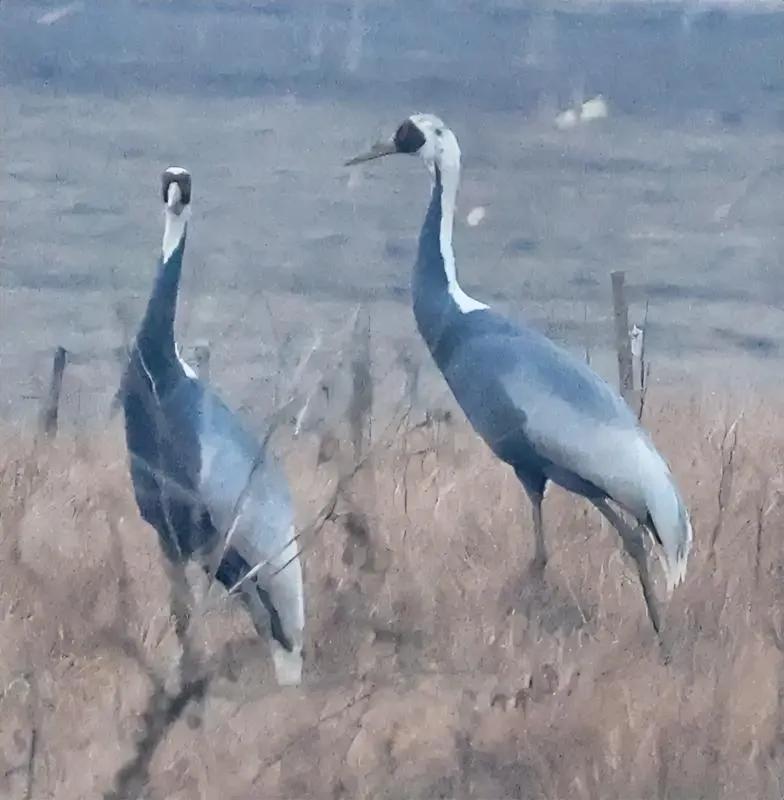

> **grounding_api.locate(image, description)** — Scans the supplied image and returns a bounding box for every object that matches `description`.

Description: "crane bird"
[346,115,692,632]
[121,167,305,685]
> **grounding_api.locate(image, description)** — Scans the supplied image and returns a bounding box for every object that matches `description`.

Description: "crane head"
[161,166,192,215]
[345,113,455,169]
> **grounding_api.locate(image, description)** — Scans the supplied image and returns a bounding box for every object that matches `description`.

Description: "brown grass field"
[2,389,784,799]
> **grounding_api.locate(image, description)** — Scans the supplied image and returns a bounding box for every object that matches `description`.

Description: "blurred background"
[3,0,784,425]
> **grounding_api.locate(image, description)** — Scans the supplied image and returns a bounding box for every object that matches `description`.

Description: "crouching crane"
[347,115,692,632]
[122,167,304,685]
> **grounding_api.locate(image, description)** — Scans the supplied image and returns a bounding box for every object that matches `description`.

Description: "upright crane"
[347,115,691,631]
[122,167,304,685]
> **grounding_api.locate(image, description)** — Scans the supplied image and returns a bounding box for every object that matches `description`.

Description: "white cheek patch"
[167,182,183,208]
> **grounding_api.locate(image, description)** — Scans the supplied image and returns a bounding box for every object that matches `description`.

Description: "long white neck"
[430,132,488,314]
[162,206,190,263]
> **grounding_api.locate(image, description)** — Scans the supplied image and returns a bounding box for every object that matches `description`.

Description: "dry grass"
[2,392,784,799]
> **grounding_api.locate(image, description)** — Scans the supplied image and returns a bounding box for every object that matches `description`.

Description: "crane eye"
[435,128,443,136]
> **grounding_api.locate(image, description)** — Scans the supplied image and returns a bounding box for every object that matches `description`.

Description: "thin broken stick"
[227,389,413,596]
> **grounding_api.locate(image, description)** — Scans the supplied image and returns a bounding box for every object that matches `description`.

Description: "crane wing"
[192,389,293,563]
[440,313,659,519]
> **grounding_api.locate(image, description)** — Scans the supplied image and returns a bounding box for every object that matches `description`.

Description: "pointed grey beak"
[345,139,397,166]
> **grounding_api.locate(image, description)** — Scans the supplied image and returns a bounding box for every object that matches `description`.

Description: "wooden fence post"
[39,346,67,438]
[610,271,637,410]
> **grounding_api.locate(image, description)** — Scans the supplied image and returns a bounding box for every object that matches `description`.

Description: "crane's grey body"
[122,171,304,684]
[347,114,691,630]
[415,177,675,525]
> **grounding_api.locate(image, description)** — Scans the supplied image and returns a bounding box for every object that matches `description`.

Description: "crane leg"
[160,557,197,681]
[591,498,661,636]
[529,493,547,573]
[515,469,548,573]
